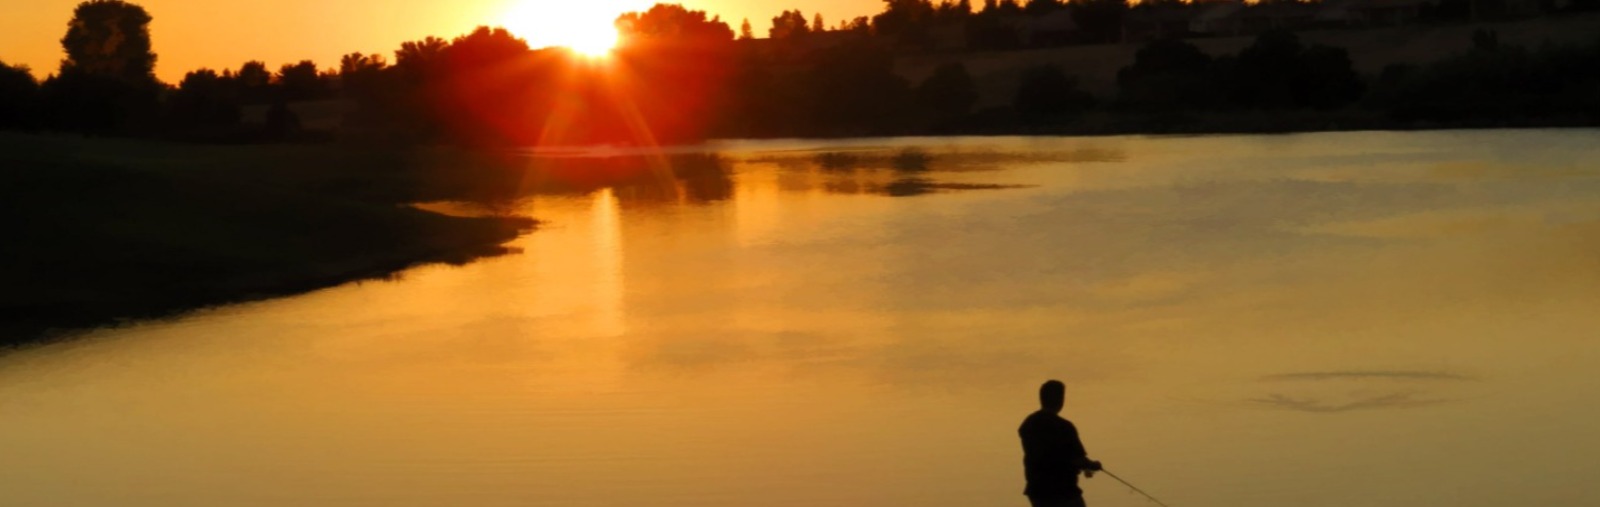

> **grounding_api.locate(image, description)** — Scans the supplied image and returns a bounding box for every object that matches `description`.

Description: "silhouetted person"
[1020,379,1102,507]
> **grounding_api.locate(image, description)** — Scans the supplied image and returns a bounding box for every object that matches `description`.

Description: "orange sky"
[0,0,882,82]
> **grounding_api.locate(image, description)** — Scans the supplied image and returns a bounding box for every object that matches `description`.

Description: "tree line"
[1,0,1598,144]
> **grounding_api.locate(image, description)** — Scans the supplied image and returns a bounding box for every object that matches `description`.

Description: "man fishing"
[1019,379,1103,507]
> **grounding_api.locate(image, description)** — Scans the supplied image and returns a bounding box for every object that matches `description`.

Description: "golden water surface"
[3,130,1599,507]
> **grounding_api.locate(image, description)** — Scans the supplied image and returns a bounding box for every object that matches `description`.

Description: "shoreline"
[0,219,532,351]
[0,133,536,350]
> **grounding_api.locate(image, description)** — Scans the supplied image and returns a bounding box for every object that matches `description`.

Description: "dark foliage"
[42,71,162,135]
[1117,38,1215,110]
[276,60,331,101]
[46,0,162,134]
[770,10,812,39]
[1218,31,1363,110]
[918,62,980,118]
[1014,65,1094,119]
[167,68,241,129]
[1381,33,1600,123]
[0,62,40,131]
[60,0,157,83]
[875,0,941,47]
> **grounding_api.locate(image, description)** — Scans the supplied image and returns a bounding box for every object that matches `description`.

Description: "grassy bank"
[0,134,535,347]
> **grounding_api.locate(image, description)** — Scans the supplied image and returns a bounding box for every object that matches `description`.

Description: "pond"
[3,130,1598,507]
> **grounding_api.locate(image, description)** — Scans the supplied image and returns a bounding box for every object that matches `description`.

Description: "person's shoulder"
[1019,410,1048,429]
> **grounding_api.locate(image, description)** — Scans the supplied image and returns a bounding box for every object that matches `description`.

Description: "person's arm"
[1066,422,1102,477]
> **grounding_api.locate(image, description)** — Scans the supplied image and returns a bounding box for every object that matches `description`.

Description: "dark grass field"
[0,134,536,347]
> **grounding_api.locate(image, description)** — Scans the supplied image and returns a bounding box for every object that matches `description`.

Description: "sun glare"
[501,1,643,57]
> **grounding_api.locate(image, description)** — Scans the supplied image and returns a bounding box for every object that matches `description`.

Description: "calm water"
[4,130,1600,507]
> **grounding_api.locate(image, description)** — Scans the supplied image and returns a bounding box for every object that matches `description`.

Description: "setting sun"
[501,0,650,57]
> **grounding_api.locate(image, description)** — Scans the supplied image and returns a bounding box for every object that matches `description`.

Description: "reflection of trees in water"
[892,148,931,173]
[884,178,1031,197]
[410,151,735,213]
[767,144,1127,173]
[775,148,1059,197]
[467,152,735,207]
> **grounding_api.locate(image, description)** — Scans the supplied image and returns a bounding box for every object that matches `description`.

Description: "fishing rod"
[1099,468,1173,507]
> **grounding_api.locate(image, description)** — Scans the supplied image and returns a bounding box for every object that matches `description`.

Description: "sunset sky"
[1,0,882,82]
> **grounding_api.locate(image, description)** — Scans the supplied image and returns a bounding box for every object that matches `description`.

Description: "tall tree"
[45,0,161,134]
[235,60,273,103]
[740,19,755,40]
[770,10,811,39]
[395,36,449,81]
[168,68,240,128]
[1117,38,1216,110]
[276,60,328,101]
[59,0,157,83]
[616,4,735,44]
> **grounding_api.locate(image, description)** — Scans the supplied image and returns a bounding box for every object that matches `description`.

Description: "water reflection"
[591,189,625,337]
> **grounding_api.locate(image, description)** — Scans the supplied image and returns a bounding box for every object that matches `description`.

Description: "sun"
[500,1,643,57]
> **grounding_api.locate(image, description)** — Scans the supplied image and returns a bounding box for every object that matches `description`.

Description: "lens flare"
[500,1,639,57]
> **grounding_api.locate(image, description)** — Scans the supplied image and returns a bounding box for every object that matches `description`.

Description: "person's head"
[1039,379,1065,413]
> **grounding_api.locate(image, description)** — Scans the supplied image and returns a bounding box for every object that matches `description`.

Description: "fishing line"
[1099,468,1173,507]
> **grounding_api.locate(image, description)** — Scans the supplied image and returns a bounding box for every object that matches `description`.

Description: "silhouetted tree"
[338,53,388,99]
[842,16,873,34]
[393,37,446,80]
[770,10,812,39]
[0,62,39,130]
[1014,65,1094,118]
[936,0,976,20]
[1025,0,1066,15]
[1218,31,1363,110]
[60,0,157,83]
[917,62,980,118]
[616,4,735,42]
[614,5,738,144]
[46,0,161,134]
[234,60,273,103]
[875,0,938,47]
[276,60,329,101]
[740,19,755,39]
[167,68,240,129]
[1117,38,1216,110]
[423,27,535,145]
[814,13,827,32]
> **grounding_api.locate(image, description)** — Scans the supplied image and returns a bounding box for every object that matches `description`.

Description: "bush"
[1014,65,1095,119]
